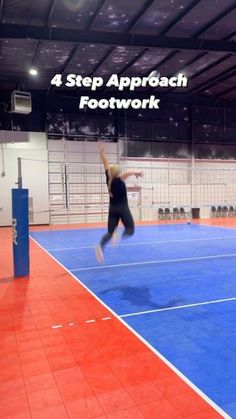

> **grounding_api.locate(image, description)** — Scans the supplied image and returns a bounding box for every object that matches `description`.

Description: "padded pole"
[12,188,29,277]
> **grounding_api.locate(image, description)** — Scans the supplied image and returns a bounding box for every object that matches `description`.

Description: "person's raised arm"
[120,171,143,181]
[97,142,109,171]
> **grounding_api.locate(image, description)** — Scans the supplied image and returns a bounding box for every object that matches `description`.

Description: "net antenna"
[17,157,23,189]
[1,143,6,177]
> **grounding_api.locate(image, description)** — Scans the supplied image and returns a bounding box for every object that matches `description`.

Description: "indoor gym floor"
[1,219,236,418]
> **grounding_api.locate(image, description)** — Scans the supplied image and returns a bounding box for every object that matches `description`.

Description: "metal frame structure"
[1,0,236,101]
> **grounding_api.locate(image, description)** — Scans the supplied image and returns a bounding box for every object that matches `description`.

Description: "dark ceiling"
[0,0,236,102]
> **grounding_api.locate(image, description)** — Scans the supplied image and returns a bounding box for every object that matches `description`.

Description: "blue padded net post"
[12,188,29,277]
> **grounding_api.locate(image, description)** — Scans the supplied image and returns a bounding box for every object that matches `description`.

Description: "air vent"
[11,91,32,114]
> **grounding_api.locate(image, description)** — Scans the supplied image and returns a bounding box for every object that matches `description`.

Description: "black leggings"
[100,204,134,248]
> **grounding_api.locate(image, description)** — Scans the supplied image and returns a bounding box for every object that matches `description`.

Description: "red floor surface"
[0,222,229,419]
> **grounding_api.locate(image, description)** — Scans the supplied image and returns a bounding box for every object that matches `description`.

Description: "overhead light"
[29,68,38,76]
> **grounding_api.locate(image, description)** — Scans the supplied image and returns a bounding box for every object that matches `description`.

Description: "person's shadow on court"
[100,285,184,310]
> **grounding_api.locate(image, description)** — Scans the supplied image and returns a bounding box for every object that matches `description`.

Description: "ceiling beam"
[143,50,179,77]
[188,54,232,81]
[46,0,57,26]
[30,41,41,66]
[168,53,232,95]
[92,48,148,94]
[127,0,156,32]
[193,3,236,37]
[48,44,79,94]
[160,0,202,36]
[193,67,236,95]
[86,0,106,30]
[119,49,148,76]
[90,46,114,75]
[1,24,236,53]
[159,51,206,94]
[216,85,236,98]
[27,0,35,27]
[224,29,236,41]
[74,46,116,95]
[59,44,79,73]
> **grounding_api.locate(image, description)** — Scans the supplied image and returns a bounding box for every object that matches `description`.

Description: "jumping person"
[95,142,143,262]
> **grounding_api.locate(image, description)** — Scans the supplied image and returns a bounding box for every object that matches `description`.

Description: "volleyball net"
[48,160,236,225]
[16,153,236,226]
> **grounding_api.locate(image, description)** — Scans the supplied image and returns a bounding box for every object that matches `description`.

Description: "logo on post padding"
[12,218,18,245]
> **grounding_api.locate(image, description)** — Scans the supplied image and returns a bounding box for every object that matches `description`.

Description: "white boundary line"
[30,235,231,419]
[47,235,236,251]
[70,252,236,272]
[120,297,236,318]
[199,223,236,232]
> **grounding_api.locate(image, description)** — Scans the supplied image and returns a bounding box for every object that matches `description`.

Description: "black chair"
[229,206,235,216]
[222,206,228,217]
[164,208,171,220]
[217,206,222,217]
[173,207,180,219]
[180,207,186,219]
[158,208,164,220]
[211,206,217,217]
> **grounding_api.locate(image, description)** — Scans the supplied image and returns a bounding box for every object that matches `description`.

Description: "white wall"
[0,132,49,226]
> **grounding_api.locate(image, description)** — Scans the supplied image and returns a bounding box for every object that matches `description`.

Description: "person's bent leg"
[120,205,135,238]
[96,208,119,262]
[100,231,112,247]
[101,209,119,247]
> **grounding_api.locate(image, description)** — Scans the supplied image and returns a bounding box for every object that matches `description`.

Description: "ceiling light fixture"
[29,68,38,76]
